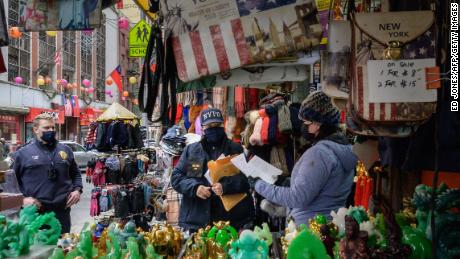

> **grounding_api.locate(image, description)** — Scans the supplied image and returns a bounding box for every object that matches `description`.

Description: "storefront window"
[0,115,21,147]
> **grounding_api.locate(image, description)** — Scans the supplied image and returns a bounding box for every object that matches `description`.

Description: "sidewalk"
[70,178,92,233]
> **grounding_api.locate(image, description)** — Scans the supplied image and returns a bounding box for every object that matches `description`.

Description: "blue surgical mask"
[41,131,57,144]
[204,127,226,144]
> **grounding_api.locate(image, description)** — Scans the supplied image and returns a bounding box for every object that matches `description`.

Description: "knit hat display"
[249,117,264,146]
[299,91,340,125]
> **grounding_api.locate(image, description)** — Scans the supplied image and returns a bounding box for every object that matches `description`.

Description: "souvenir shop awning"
[96,102,138,122]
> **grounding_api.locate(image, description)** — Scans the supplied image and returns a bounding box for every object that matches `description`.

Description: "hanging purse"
[350,10,437,124]
[139,22,177,126]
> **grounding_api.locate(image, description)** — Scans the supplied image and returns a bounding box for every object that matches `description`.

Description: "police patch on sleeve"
[59,151,68,160]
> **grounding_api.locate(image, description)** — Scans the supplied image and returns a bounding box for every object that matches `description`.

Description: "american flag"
[172,19,250,82]
[54,51,61,66]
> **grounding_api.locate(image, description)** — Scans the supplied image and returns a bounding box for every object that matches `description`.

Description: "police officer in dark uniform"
[171,108,255,233]
[13,113,82,233]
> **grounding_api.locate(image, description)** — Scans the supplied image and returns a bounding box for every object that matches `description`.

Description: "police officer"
[171,108,254,233]
[13,113,82,233]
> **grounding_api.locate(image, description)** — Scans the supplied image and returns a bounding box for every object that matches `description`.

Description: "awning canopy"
[96,102,138,122]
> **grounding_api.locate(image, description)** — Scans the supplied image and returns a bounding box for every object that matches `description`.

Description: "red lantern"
[9,27,22,39]
[123,91,129,97]
[118,17,129,30]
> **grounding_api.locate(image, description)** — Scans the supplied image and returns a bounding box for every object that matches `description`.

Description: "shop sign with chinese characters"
[367,59,437,103]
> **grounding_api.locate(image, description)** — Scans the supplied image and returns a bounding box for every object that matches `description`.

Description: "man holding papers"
[171,108,255,233]
[251,92,358,226]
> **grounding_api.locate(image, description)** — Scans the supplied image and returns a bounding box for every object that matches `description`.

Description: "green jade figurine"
[229,230,268,259]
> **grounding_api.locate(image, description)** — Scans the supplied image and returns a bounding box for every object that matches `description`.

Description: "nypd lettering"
[202,110,222,120]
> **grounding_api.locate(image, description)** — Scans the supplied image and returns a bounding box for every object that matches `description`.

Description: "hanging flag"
[54,51,61,66]
[71,95,80,117]
[110,65,123,93]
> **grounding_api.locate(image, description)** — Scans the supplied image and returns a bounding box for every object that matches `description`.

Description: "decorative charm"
[287,229,329,259]
[207,221,238,258]
[412,183,460,258]
[401,226,432,259]
[253,223,272,246]
[339,215,370,259]
[229,230,269,259]
[106,78,113,85]
[123,91,130,97]
[46,77,53,85]
[88,87,95,93]
[383,41,403,60]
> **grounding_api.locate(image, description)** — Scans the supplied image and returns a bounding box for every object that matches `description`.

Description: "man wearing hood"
[252,91,358,226]
[171,108,254,232]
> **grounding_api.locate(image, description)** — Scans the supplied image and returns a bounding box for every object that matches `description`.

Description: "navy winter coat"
[171,138,254,232]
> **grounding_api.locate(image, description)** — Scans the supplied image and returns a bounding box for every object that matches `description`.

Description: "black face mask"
[41,131,57,145]
[301,124,316,141]
[204,127,226,144]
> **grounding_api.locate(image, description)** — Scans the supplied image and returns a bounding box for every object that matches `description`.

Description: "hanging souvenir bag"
[160,0,323,82]
[350,9,437,124]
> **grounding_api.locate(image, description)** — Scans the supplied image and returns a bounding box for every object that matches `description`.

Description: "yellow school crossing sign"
[129,19,151,57]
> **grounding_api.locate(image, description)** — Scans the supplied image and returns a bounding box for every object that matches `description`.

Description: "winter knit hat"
[299,91,340,125]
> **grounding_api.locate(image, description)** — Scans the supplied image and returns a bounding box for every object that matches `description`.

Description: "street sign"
[129,19,151,57]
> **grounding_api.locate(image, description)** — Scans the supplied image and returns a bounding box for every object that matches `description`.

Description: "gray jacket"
[255,137,357,226]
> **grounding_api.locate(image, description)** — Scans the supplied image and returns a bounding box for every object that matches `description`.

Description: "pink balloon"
[84,88,89,93]
[82,79,91,87]
[105,90,112,95]
[14,76,23,84]
[60,79,68,86]
[88,87,95,93]
[118,17,129,30]
[121,97,126,101]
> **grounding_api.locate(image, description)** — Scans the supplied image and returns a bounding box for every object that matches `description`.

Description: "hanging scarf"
[183,106,191,130]
[213,87,226,112]
[235,86,245,119]
[247,88,259,110]
[259,109,270,145]
[227,87,235,116]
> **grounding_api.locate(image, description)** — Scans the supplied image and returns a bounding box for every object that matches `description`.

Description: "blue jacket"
[13,139,83,207]
[171,138,254,231]
[255,134,357,226]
